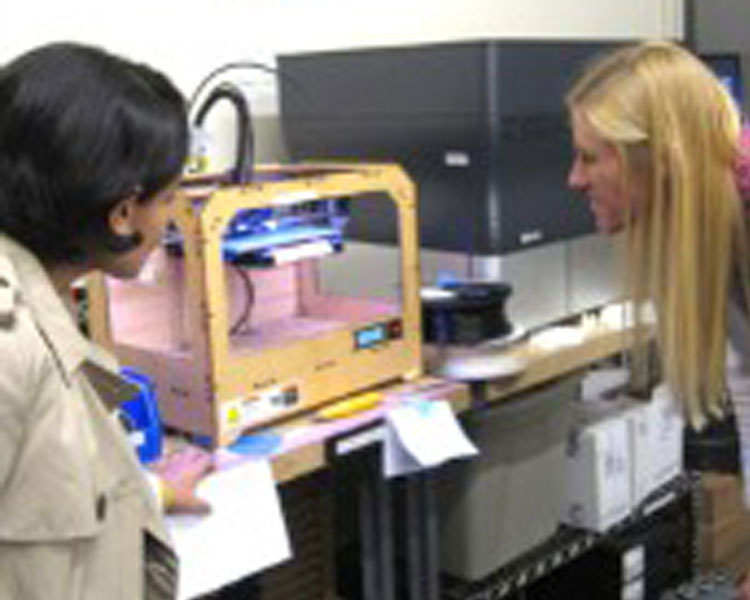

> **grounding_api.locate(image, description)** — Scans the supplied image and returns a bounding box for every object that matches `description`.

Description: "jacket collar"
[0,234,109,379]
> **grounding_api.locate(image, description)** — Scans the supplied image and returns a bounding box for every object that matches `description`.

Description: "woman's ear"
[108,195,139,237]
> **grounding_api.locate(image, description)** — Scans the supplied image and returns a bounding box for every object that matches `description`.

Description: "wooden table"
[425,323,644,407]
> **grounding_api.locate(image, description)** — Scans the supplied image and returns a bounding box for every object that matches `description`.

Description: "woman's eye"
[579,151,597,165]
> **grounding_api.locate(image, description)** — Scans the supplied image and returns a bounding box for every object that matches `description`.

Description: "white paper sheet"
[167,459,291,599]
[383,399,478,477]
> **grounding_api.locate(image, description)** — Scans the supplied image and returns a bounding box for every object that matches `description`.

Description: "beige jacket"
[0,235,174,599]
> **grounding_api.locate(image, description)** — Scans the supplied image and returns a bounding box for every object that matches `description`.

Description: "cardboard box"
[721,540,750,581]
[576,374,684,510]
[699,473,748,525]
[563,414,633,532]
[700,513,750,566]
[630,386,684,506]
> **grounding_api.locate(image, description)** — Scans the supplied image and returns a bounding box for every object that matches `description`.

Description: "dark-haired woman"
[0,42,210,599]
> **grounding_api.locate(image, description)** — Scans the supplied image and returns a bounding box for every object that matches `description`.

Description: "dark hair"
[0,42,188,263]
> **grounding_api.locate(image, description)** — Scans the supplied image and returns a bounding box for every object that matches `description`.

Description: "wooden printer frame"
[87,163,423,446]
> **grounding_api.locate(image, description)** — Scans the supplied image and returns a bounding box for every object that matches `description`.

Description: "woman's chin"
[593,215,625,236]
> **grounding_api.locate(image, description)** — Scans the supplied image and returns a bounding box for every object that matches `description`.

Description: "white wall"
[0,0,682,97]
[258,0,684,52]
[0,2,275,97]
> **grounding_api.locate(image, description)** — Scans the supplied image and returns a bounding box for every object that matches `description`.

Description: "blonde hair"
[567,41,747,427]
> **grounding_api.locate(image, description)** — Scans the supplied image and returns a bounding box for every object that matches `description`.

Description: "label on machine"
[222,383,301,434]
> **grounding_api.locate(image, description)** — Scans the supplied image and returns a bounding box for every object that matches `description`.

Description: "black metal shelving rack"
[441,475,695,600]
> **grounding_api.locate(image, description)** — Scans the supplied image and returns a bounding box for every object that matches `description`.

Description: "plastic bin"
[119,366,163,464]
[436,374,580,580]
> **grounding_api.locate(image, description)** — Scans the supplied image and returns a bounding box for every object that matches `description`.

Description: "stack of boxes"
[560,371,689,598]
[563,371,685,534]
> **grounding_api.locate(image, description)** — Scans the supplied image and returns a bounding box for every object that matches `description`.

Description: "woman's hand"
[150,445,214,515]
[741,572,750,600]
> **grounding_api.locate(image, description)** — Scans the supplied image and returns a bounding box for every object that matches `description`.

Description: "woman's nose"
[567,160,587,190]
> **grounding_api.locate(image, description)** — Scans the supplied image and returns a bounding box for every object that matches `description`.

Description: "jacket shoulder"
[0,255,19,328]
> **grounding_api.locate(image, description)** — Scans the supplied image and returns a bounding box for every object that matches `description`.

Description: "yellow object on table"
[316,392,384,420]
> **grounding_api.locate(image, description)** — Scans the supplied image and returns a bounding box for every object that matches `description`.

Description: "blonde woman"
[567,40,750,593]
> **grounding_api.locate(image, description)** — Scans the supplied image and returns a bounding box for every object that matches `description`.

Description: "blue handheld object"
[119,367,163,464]
[228,432,282,457]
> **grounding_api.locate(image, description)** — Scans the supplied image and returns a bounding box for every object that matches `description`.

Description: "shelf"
[441,475,693,600]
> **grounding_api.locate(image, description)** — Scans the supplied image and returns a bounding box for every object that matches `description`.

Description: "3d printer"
[87,163,423,446]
